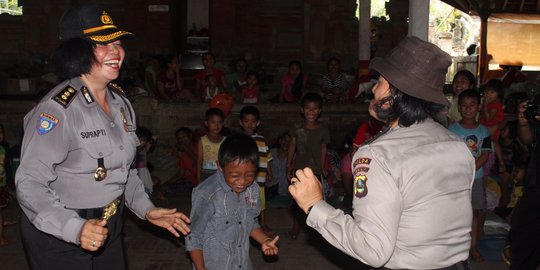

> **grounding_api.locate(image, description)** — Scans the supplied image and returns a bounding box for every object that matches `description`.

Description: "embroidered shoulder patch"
[37,113,59,135]
[353,157,371,166]
[52,86,78,108]
[354,174,368,198]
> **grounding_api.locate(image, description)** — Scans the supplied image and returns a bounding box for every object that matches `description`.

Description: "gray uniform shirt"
[15,77,154,245]
[307,119,475,269]
[185,171,260,270]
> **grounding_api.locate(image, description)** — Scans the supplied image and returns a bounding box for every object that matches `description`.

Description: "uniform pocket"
[80,133,113,159]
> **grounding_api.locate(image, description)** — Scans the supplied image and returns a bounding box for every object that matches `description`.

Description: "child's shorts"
[471,177,486,211]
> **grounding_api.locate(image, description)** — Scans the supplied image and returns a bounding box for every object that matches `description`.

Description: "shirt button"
[225,221,229,224]
[98,152,103,157]
[110,122,115,127]
[238,221,242,224]
[119,145,124,150]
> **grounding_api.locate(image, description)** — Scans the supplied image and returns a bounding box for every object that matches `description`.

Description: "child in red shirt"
[479,79,505,174]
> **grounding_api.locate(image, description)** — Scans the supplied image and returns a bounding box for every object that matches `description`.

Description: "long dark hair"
[289,61,304,99]
[372,84,446,127]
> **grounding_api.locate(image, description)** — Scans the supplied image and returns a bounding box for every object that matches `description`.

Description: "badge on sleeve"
[37,113,59,135]
[354,174,368,198]
[353,156,371,199]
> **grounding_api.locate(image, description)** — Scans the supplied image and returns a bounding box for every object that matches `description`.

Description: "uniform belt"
[381,260,470,270]
[73,196,123,220]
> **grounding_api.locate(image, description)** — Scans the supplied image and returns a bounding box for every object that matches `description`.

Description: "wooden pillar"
[478,15,489,84]
[408,0,429,40]
[358,0,371,78]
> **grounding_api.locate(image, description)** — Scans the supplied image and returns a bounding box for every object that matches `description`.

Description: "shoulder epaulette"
[52,86,78,108]
[108,83,126,98]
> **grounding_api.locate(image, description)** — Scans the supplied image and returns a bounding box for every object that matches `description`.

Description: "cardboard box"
[6,78,37,95]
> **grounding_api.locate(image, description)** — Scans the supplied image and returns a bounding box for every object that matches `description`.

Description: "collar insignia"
[81,86,94,104]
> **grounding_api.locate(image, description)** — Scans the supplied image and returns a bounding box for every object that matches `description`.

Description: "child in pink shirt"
[242,72,259,103]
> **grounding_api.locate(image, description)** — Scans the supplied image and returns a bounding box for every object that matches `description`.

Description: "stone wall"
[132,97,369,149]
[0,96,369,154]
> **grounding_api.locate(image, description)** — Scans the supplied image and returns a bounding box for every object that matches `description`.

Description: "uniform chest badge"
[94,157,107,181]
[37,113,59,135]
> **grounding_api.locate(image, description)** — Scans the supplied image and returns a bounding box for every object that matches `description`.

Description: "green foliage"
[0,0,22,15]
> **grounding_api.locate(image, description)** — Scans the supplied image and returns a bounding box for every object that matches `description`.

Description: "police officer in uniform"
[288,37,475,269]
[15,4,190,269]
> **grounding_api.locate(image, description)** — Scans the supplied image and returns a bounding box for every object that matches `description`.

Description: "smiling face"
[220,160,257,194]
[301,101,321,123]
[458,96,480,120]
[453,74,473,96]
[88,40,125,83]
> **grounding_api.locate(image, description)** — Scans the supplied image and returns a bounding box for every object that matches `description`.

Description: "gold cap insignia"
[101,11,113,25]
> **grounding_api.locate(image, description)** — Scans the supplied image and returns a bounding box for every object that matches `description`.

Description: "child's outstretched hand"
[262,235,280,256]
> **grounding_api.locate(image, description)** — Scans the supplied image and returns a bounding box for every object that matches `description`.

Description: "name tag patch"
[37,113,59,135]
[81,129,107,139]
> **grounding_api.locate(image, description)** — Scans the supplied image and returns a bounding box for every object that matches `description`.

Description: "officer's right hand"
[79,219,108,251]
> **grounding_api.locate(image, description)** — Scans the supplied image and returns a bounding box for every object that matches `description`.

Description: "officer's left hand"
[146,208,191,237]
[288,167,324,214]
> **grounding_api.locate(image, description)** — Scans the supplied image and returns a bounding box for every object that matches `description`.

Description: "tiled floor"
[0,194,513,270]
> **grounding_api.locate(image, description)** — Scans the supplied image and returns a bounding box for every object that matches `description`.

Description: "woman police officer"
[288,36,476,269]
[15,4,190,269]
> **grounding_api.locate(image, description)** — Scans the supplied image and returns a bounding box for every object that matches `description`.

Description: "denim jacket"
[186,171,260,270]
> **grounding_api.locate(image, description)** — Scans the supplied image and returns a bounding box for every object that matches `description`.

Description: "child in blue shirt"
[186,133,279,270]
[448,89,492,262]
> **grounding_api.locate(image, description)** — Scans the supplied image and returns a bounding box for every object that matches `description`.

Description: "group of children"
[145,52,358,105]
[447,70,529,263]
[135,66,529,267]
[130,91,332,269]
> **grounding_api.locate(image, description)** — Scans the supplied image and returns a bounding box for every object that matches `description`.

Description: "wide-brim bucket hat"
[59,4,134,45]
[369,36,452,106]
